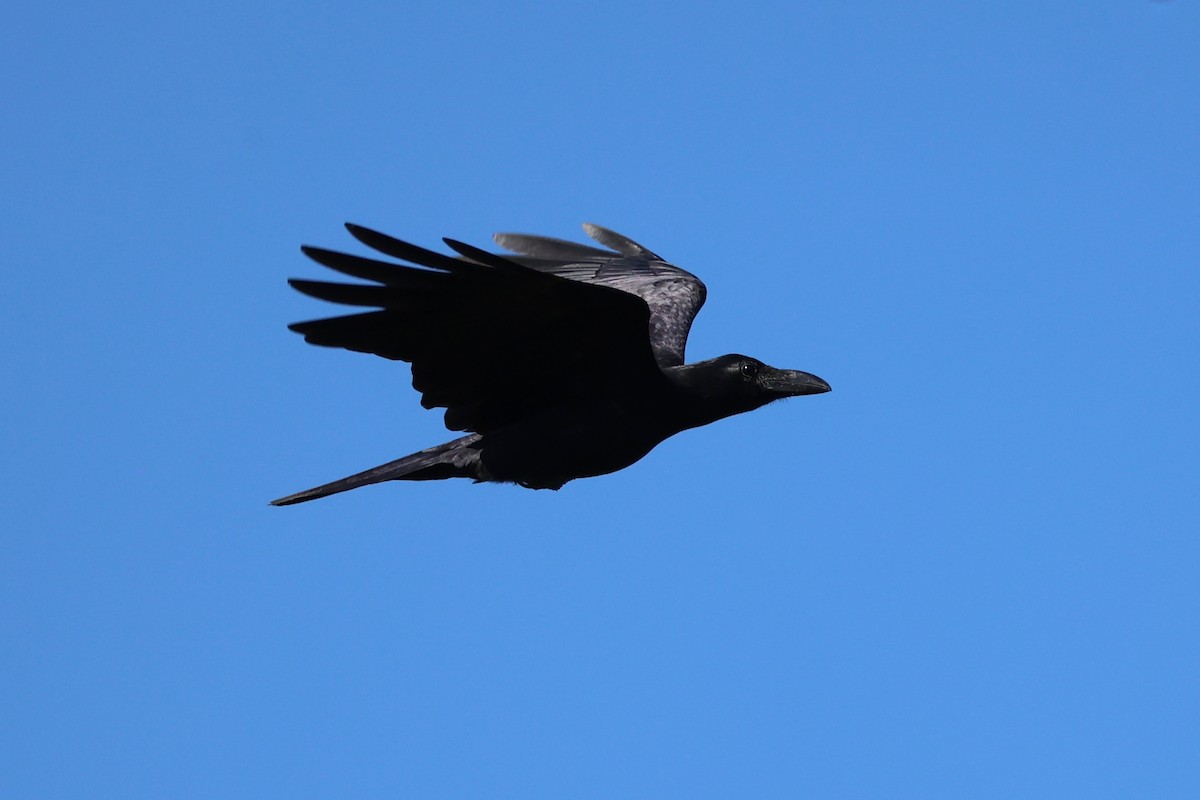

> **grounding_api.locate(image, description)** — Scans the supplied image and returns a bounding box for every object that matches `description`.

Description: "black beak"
[761,368,831,396]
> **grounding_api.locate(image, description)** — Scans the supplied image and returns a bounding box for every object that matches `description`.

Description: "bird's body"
[272,224,829,505]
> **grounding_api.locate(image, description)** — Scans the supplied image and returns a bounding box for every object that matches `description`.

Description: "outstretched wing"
[493,223,707,367]
[287,224,667,434]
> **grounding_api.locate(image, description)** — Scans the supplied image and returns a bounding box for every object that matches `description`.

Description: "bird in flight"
[271,223,830,505]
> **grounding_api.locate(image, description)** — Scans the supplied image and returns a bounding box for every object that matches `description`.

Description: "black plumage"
[271,223,829,505]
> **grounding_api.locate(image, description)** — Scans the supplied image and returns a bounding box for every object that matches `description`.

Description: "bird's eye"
[740,362,758,379]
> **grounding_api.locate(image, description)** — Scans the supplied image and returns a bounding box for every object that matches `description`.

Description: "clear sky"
[3,2,1197,797]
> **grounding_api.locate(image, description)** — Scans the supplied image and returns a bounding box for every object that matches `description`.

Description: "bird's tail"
[270,434,484,506]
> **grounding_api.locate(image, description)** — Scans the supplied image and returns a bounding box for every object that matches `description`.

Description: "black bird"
[271,223,830,505]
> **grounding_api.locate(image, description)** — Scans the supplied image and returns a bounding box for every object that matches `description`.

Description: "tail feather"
[270,435,482,506]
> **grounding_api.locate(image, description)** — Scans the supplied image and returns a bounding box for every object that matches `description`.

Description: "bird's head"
[669,354,831,425]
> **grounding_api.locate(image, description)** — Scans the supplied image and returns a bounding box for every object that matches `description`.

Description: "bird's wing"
[492,224,707,367]
[287,224,667,434]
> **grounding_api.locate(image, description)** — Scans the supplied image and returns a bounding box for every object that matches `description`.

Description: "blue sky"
[3,1,1198,797]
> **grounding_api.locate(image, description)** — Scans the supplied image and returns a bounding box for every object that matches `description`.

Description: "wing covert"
[493,223,707,366]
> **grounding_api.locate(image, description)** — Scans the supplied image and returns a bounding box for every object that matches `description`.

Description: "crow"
[271,223,829,505]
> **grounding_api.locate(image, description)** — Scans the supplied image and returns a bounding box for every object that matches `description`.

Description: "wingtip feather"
[581,223,662,260]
